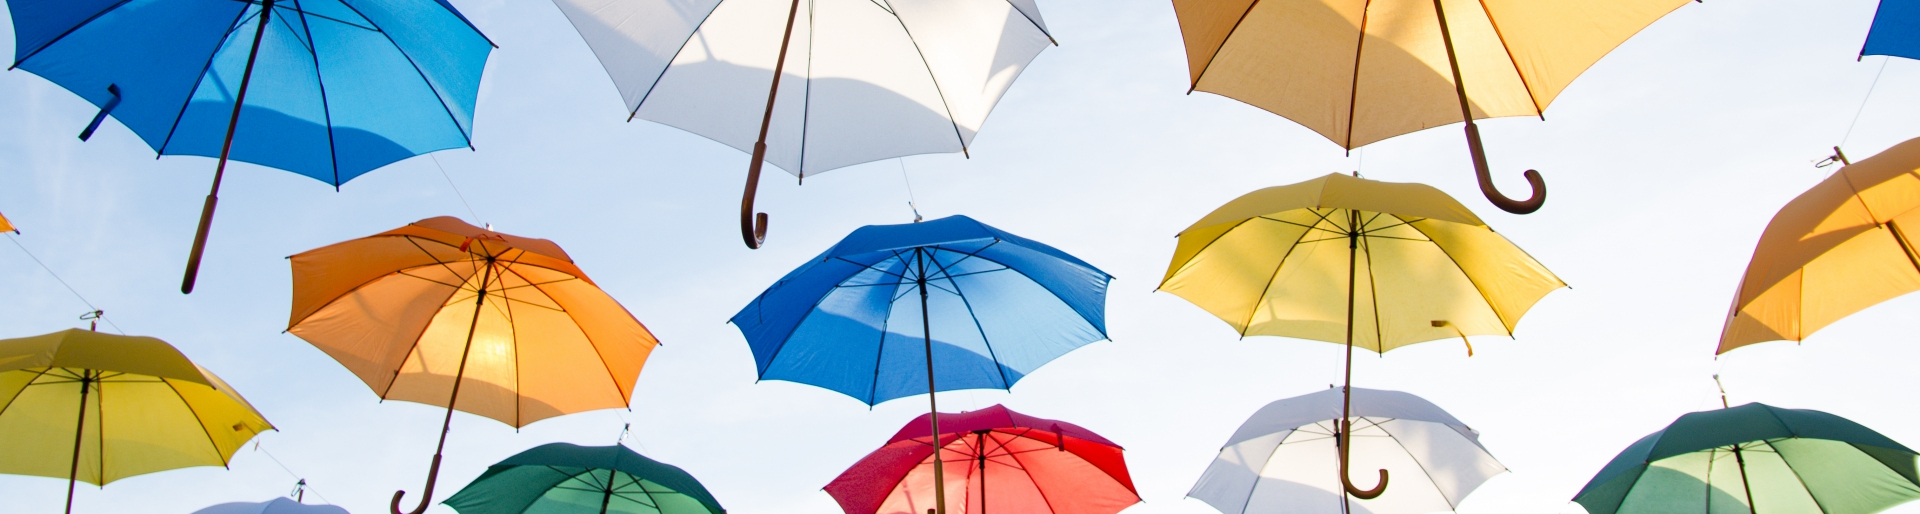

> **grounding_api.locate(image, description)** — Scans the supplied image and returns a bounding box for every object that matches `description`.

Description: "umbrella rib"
[378,238,480,400]
[8,0,135,69]
[994,0,1054,41]
[1400,217,1513,336]
[161,377,240,467]
[286,0,344,187]
[1164,218,1252,284]
[1006,442,1069,514]
[1259,215,1347,236]
[158,4,258,156]
[625,3,726,121]
[0,367,57,415]
[331,0,475,147]
[1241,212,1331,334]
[501,261,636,407]
[754,261,885,385]
[273,9,311,54]
[798,0,815,174]
[1472,0,1544,116]
[866,279,898,405]
[1362,227,1385,351]
[1186,0,1262,92]
[955,249,1108,339]
[1765,439,1830,514]
[1343,0,1373,149]
[883,8,970,153]
[943,269,1015,389]
[1376,419,1470,510]
[398,270,466,289]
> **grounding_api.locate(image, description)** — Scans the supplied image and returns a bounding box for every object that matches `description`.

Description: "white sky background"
[4,0,1920,513]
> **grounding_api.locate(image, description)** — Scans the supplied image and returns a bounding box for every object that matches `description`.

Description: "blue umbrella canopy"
[1866,1,1920,60]
[8,0,492,292]
[730,214,1112,406]
[7,0,491,184]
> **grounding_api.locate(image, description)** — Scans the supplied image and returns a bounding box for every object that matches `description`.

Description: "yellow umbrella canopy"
[0,329,272,512]
[287,216,658,514]
[1171,0,1690,213]
[1718,139,1920,354]
[1159,173,1562,500]
[1161,173,1563,351]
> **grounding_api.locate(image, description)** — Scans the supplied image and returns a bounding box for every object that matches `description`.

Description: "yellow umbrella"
[286,216,658,514]
[0,329,274,513]
[1158,173,1562,499]
[1171,0,1691,213]
[1718,139,1920,354]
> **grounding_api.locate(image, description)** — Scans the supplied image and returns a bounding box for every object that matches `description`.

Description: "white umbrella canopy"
[1190,387,1506,514]
[550,0,1054,176]
[549,0,1056,248]
[192,498,349,514]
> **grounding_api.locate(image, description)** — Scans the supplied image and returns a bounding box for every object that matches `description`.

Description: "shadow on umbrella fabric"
[160,104,417,184]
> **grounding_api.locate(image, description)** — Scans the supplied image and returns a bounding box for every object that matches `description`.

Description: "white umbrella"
[193,498,349,514]
[1190,387,1505,514]
[549,0,1056,247]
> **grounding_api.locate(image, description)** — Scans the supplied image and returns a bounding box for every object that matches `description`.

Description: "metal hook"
[79,310,103,332]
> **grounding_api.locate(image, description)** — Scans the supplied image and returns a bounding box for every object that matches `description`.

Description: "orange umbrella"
[286,216,658,514]
[1719,139,1920,354]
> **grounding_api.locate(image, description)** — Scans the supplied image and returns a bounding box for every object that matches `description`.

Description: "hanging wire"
[5,233,123,334]
[429,154,483,225]
[1840,56,1892,151]
[897,158,922,222]
[253,441,333,505]
[614,411,648,453]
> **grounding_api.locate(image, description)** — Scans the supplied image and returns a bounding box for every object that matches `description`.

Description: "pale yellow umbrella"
[1159,173,1562,501]
[1719,138,1920,354]
[286,217,659,514]
[1172,0,1692,213]
[0,329,274,513]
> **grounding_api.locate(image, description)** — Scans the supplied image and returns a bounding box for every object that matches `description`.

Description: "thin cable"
[1841,56,1891,150]
[253,441,334,505]
[5,234,123,334]
[898,158,923,222]
[430,154,482,225]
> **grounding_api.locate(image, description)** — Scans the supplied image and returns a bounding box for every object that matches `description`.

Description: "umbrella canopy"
[1159,173,1558,500]
[1189,387,1505,514]
[287,216,658,514]
[1159,173,1563,351]
[0,210,14,233]
[194,498,351,514]
[547,0,1055,247]
[443,443,725,514]
[5,0,493,292]
[1718,137,1920,354]
[827,405,1139,514]
[0,329,274,512]
[1170,0,1691,213]
[1574,403,1920,514]
[731,214,1110,405]
[1865,0,1920,60]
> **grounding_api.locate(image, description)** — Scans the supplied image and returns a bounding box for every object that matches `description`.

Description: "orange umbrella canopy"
[288,217,658,427]
[1719,139,1920,354]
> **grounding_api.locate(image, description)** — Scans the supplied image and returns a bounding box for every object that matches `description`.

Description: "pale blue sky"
[5,1,1920,513]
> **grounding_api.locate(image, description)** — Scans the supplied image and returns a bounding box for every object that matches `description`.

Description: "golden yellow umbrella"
[1,210,16,234]
[1159,173,1562,499]
[0,329,273,513]
[1718,138,1920,354]
[1171,0,1691,213]
[286,217,659,514]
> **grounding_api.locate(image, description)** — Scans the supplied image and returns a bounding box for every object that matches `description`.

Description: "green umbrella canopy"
[444,443,724,514]
[1575,403,1920,514]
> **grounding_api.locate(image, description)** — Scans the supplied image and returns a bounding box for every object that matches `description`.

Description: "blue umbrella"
[1864,0,1920,60]
[730,214,1111,514]
[6,0,492,292]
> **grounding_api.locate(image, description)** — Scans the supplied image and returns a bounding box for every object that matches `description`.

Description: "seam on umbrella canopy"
[0,330,212,385]
[287,0,344,186]
[160,377,232,467]
[1240,211,1328,334]
[1179,174,1485,236]
[1403,217,1516,335]
[156,4,258,156]
[333,0,477,148]
[1765,439,1832,514]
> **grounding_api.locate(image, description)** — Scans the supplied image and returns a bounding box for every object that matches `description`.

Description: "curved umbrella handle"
[1339,419,1388,499]
[741,142,770,249]
[390,454,442,514]
[1465,123,1545,215]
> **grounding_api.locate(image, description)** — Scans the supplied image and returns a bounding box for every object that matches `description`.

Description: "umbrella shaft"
[919,248,948,514]
[181,0,276,294]
[66,373,92,514]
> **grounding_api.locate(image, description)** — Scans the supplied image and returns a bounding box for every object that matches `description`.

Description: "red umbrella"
[827,405,1139,514]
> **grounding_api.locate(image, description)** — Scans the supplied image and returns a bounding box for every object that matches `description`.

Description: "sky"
[5,0,1920,513]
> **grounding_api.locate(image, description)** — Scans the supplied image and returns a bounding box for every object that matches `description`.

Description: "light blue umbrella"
[6,0,492,292]
[194,498,349,514]
[730,214,1111,514]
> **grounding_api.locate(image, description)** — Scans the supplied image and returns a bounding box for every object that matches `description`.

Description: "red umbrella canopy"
[827,405,1139,514]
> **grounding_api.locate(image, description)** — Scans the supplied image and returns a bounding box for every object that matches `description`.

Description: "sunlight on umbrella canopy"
[0,329,273,486]
[549,0,1054,176]
[1719,137,1920,354]
[1172,0,1691,149]
[288,217,658,427]
[1160,173,1563,352]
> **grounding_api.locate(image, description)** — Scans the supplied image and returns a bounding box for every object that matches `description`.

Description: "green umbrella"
[443,443,724,514]
[1575,403,1920,514]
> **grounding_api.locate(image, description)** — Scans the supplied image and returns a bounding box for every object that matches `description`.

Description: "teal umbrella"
[1575,403,1920,514]
[443,443,724,514]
